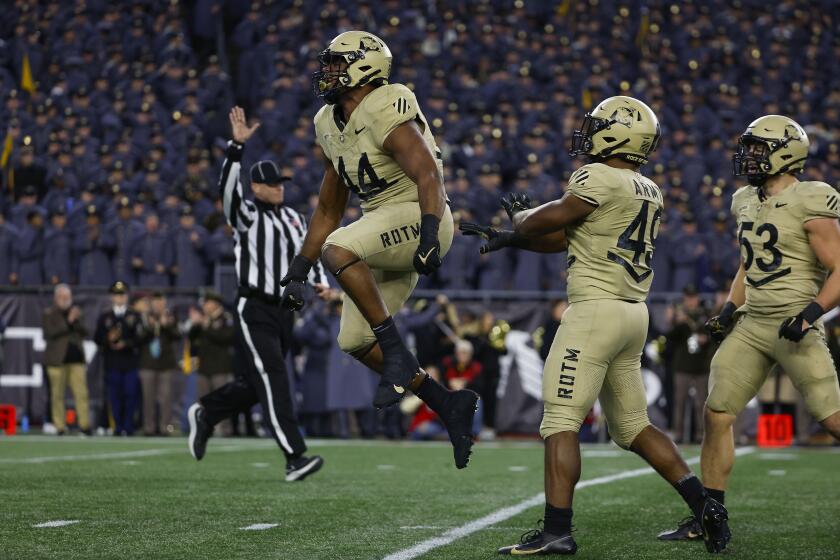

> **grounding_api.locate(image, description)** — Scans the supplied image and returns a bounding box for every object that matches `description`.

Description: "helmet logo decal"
[783,124,802,142]
[359,36,381,51]
[609,106,635,128]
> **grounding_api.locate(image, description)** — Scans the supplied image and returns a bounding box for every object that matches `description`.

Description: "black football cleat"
[498,523,577,555]
[438,389,480,469]
[285,455,324,481]
[373,344,420,409]
[657,516,704,541]
[187,403,212,461]
[700,498,730,553]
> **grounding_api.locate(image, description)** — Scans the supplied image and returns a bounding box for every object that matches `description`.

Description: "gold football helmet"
[312,31,392,104]
[733,115,809,184]
[569,96,661,164]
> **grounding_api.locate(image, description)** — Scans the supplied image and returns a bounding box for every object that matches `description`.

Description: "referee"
[188,107,328,481]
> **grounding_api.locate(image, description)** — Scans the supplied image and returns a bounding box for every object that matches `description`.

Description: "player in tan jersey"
[278,31,478,469]
[660,115,840,546]
[462,96,728,555]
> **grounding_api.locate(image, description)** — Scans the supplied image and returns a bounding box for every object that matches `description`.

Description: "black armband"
[801,301,825,324]
[226,140,244,161]
[419,214,440,243]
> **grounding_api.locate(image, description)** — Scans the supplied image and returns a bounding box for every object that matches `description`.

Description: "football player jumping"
[658,115,840,546]
[280,31,478,469]
[461,96,729,554]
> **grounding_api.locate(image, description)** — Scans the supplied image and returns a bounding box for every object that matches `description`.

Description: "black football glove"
[779,301,824,343]
[500,192,533,222]
[279,255,313,311]
[459,222,516,254]
[413,214,442,275]
[705,301,737,344]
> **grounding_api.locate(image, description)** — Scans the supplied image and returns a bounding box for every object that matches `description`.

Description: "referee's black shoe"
[438,389,480,469]
[285,455,324,481]
[187,403,211,461]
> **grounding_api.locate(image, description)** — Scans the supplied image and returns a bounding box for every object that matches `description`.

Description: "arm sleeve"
[566,166,609,208]
[801,183,840,222]
[219,141,257,233]
[369,85,422,149]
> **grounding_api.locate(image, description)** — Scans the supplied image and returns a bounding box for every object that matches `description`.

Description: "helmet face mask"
[311,31,392,105]
[732,136,772,185]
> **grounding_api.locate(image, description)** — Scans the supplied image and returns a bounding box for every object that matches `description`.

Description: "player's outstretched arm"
[512,193,596,238]
[459,222,567,254]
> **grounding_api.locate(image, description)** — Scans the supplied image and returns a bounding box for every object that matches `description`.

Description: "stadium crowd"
[1,0,838,294]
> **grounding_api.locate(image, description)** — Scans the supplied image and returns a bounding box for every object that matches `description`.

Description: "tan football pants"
[707,313,840,421]
[540,299,651,448]
[323,202,454,355]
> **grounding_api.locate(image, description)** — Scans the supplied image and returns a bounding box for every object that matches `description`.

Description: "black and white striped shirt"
[219,141,327,298]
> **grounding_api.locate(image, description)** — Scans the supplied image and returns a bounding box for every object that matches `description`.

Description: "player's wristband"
[419,214,440,244]
[718,301,737,322]
[226,140,244,161]
[287,254,314,282]
[800,301,825,325]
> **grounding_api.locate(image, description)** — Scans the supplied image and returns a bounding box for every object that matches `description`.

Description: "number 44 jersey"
[314,83,443,212]
[732,181,840,318]
[564,162,664,304]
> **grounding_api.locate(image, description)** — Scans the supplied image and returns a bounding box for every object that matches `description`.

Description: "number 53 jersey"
[564,162,664,304]
[314,83,443,212]
[732,181,840,318]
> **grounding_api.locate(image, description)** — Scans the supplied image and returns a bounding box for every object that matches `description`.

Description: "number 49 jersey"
[732,181,840,318]
[564,162,664,304]
[314,83,443,212]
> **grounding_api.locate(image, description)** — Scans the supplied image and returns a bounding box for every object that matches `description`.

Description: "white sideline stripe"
[237,299,294,455]
[33,520,80,528]
[0,444,268,464]
[383,446,756,560]
[240,523,279,531]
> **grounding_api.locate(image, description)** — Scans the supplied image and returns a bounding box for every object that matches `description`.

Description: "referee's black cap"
[250,160,291,187]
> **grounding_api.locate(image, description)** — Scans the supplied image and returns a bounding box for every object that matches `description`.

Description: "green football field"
[1,436,839,559]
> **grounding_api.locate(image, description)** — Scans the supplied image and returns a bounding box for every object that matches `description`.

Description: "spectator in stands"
[131,213,173,287]
[16,210,45,285]
[171,206,209,287]
[94,281,145,436]
[74,205,113,286]
[42,284,91,435]
[104,196,142,285]
[668,214,707,292]
[44,206,73,285]
[138,292,180,436]
[13,145,47,201]
[188,291,234,431]
[0,212,19,285]
[9,185,44,229]
[665,284,714,443]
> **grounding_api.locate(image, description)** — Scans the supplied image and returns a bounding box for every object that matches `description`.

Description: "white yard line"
[33,520,81,528]
[240,523,279,531]
[0,443,269,464]
[383,446,756,560]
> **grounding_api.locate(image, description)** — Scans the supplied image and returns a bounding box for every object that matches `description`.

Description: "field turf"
[1,436,839,559]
